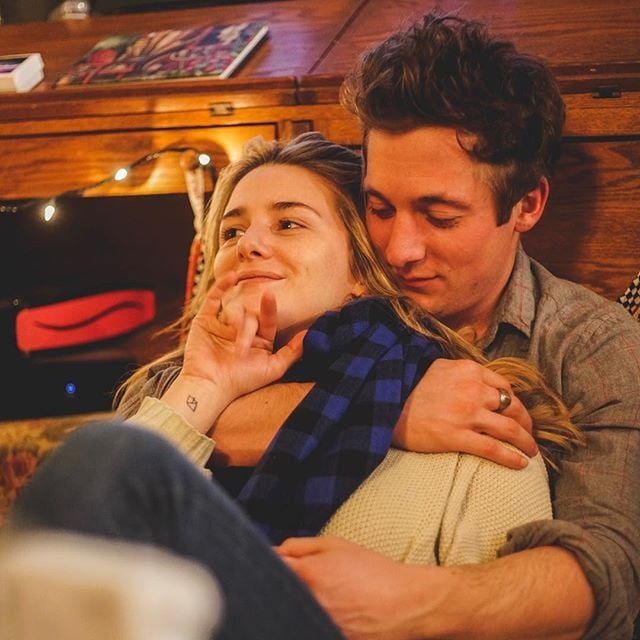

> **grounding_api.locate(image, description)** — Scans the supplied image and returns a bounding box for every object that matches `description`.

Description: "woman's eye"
[221,227,244,241]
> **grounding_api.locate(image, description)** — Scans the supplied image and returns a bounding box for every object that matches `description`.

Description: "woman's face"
[213,163,360,344]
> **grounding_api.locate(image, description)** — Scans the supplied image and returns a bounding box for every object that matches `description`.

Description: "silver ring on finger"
[495,388,512,413]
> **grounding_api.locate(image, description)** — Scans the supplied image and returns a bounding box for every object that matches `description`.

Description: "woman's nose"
[236,224,273,259]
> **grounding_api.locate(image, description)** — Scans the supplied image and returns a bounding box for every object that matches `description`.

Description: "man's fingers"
[480,369,534,437]
[476,411,538,458]
[460,431,530,469]
[480,367,514,397]
[500,393,534,436]
[276,536,329,558]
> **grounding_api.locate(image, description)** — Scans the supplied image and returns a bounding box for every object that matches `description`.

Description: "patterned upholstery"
[619,271,640,322]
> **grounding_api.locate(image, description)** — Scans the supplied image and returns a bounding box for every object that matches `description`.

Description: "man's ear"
[513,177,549,233]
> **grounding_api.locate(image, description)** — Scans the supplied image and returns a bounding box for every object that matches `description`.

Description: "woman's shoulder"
[437,448,552,565]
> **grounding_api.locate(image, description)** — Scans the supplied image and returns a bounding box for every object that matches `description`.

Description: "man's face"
[364,126,521,335]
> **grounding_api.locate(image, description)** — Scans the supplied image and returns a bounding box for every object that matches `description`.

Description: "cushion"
[0,412,113,526]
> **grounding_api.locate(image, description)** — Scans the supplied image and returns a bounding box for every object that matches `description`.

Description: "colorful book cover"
[54,21,268,87]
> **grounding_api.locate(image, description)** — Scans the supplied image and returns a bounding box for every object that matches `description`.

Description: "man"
[272,13,640,640]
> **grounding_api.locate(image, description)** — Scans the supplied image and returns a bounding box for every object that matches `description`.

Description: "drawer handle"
[591,85,622,99]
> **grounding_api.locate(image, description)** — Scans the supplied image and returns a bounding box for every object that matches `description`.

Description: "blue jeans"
[11,421,344,640]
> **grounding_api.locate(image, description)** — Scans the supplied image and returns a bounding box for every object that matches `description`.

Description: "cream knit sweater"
[130,396,552,566]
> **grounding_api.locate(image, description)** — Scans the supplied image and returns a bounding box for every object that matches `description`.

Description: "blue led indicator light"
[65,382,77,396]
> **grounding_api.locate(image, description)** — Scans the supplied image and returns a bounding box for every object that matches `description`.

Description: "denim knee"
[10,421,186,532]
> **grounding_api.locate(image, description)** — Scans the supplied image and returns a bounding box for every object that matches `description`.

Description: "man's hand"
[276,536,435,640]
[392,359,537,468]
[277,538,594,640]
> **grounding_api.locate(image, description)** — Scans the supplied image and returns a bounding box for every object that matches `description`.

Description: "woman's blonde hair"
[116,132,582,469]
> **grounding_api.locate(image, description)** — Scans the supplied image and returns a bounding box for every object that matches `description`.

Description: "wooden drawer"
[524,139,640,301]
[0,124,277,199]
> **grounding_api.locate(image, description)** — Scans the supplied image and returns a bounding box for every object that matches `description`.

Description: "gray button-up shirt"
[485,246,640,639]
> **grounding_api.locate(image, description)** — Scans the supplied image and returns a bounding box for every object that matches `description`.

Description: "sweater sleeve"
[126,396,216,470]
[438,451,552,565]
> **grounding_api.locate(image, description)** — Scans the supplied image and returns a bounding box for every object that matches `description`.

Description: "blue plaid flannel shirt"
[236,296,444,544]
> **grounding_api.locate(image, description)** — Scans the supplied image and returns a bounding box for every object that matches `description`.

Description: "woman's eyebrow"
[271,201,321,217]
[222,207,243,220]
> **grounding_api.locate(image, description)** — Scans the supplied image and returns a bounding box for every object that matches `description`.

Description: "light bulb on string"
[114,167,129,181]
[43,200,56,222]
[1,145,216,217]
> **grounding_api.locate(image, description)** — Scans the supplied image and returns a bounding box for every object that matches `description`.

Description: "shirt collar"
[480,244,537,348]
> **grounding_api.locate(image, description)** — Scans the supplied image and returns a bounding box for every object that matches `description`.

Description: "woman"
[11,132,581,638]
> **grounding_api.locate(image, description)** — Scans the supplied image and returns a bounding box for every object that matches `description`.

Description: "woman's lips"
[236,273,283,285]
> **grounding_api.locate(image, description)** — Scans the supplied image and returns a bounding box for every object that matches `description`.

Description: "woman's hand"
[161,272,304,433]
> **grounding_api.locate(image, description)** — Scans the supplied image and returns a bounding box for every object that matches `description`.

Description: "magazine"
[54,21,268,87]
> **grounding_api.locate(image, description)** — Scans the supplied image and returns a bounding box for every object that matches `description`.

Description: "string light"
[43,201,57,222]
[0,145,218,217]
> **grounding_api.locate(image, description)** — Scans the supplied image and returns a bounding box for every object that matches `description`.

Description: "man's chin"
[405,290,443,315]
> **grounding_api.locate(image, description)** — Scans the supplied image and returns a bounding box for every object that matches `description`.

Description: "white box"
[0,52,44,93]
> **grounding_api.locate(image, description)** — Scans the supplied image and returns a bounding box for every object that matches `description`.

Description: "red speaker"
[14,288,156,354]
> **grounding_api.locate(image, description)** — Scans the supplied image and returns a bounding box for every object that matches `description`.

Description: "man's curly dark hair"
[340,12,566,223]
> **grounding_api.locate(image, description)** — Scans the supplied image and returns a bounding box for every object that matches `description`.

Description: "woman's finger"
[199,272,238,322]
[257,291,278,343]
[269,330,306,377]
[235,309,259,357]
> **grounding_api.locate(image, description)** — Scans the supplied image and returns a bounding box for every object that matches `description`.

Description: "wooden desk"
[0,0,364,197]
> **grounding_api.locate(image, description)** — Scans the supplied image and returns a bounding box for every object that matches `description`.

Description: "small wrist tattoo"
[186,395,198,412]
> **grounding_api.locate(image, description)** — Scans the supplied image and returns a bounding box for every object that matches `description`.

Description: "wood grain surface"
[313,0,640,76]
[0,0,364,86]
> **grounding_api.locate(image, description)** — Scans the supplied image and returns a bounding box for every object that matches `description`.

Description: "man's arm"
[208,382,313,466]
[277,537,594,640]
[212,358,537,467]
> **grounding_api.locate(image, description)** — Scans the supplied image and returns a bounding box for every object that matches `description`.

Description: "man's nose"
[383,212,427,269]
[236,224,273,259]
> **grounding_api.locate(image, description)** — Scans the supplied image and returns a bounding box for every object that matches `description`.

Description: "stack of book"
[0,53,44,93]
